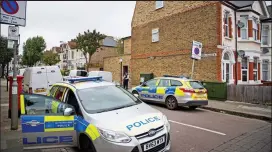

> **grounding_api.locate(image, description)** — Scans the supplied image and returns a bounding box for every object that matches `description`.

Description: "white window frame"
[252,18,258,41]
[155,1,164,9]
[152,28,159,42]
[262,25,269,45]
[224,11,229,37]
[241,57,249,82]
[240,15,248,40]
[262,60,269,81]
[253,58,258,81]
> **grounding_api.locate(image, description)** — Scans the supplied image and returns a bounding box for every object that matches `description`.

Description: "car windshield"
[189,81,204,89]
[77,85,142,114]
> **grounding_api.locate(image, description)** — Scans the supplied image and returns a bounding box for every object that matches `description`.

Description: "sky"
[0,1,271,54]
[0,1,136,54]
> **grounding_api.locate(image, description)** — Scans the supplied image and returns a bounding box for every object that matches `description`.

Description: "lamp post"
[119,58,123,86]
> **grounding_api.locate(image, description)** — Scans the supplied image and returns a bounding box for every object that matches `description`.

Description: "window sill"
[237,39,261,44]
[224,37,233,40]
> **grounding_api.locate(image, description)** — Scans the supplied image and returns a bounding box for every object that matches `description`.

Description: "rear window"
[189,81,204,89]
[77,71,87,77]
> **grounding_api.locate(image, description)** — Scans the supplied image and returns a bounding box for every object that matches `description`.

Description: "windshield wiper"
[94,104,136,113]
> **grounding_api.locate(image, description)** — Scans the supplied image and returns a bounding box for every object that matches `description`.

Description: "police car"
[131,76,208,110]
[19,76,171,152]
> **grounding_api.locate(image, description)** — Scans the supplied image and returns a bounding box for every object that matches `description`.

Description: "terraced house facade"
[130,1,271,86]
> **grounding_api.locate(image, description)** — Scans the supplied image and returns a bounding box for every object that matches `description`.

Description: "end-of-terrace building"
[130,1,270,86]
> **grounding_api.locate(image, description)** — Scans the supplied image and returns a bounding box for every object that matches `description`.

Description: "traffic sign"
[8,26,19,41]
[0,0,27,26]
[191,40,202,60]
[7,40,14,49]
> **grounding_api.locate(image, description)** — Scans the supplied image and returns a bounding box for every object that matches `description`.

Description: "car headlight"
[98,128,131,143]
[162,115,170,132]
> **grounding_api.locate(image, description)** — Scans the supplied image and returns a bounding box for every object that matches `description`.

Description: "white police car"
[19,77,171,152]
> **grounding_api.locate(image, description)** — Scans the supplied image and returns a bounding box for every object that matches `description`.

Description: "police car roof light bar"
[67,76,103,83]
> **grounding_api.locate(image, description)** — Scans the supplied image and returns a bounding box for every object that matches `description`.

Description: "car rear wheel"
[189,106,198,110]
[165,96,178,110]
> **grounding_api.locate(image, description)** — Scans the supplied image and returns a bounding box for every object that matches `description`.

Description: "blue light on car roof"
[67,76,103,83]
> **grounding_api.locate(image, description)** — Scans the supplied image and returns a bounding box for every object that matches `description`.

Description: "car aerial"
[131,75,208,110]
[19,76,171,152]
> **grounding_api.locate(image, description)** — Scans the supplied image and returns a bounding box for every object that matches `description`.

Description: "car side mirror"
[63,107,74,116]
[142,82,147,87]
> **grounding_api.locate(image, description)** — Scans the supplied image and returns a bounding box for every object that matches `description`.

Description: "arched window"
[223,53,230,60]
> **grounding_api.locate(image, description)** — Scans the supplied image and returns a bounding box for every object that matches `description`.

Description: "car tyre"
[189,106,198,110]
[165,96,178,110]
[79,134,97,152]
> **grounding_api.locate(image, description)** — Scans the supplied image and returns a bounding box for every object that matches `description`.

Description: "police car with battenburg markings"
[19,76,171,152]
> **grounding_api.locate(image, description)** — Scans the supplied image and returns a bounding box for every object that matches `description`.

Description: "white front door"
[222,62,230,83]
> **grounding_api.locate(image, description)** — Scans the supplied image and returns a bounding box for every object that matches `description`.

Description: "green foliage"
[42,50,60,66]
[0,36,13,65]
[72,29,106,71]
[22,36,46,67]
[115,37,124,55]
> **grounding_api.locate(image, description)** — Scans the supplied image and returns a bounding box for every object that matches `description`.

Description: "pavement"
[1,79,271,152]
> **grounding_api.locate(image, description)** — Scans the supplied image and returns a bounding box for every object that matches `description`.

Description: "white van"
[69,70,88,77]
[23,66,63,95]
[88,71,112,82]
[18,68,26,76]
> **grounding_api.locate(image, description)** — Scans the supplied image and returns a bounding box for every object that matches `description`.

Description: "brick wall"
[131,3,221,86]
[90,46,118,67]
[103,55,132,88]
[124,38,131,54]
[132,1,217,27]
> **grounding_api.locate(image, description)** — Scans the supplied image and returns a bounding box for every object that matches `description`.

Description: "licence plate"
[34,89,46,93]
[144,136,165,151]
[196,93,206,98]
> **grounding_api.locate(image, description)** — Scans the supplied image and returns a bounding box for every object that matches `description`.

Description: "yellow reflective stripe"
[85,124,100,141]
[156,87,165,94]
[20,95,25,114]
[61,88,67,101]
[156,79,160,86]
[44,116,74,122]
[174,87,184,96]
[51,101,60,113]
[45,127,74,132]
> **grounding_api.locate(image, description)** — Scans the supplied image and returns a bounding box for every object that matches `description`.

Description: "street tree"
[72,29,106,71]
[22,36,46,67]
[0,36,13,77]
[42,50,60,66]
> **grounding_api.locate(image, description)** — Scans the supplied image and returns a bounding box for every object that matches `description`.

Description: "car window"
[189,81,204,89]
[171,80,183,86]
[53,87,66,101]
[49,86,59,97]
[158,79,170,87]
[77,85,142,114]
[23,94,74,115]
[145,79,157,87]
[77,71,87,77]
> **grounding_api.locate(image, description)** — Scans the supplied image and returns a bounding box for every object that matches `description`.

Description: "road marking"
[1,104,9,107]
[169,120,226,136]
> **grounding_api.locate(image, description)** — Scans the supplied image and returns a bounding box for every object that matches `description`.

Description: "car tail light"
[179,88,195,93]
[29,87,33,94]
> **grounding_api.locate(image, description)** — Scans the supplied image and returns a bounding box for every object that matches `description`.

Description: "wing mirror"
[141,82,147,87]
[63,107,74,116]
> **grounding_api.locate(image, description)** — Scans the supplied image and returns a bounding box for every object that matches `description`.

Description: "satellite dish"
[237,22,245,28]
[262,48,269,54]
[237,50,245,58]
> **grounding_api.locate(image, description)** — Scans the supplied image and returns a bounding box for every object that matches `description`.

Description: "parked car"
[132,75,208,110]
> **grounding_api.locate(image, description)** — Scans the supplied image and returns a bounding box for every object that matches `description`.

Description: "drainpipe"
[234,8,238,85]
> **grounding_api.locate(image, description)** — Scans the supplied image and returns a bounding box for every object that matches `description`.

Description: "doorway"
[123,66,128,76]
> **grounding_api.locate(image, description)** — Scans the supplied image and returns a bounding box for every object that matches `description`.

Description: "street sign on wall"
[8,26,19,41]
[191,40,202,60]
[0,0,27,26]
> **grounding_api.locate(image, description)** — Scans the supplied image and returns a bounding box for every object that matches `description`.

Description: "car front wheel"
[165,96,178,110]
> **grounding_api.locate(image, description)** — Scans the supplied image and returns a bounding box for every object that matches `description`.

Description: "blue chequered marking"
[165,87,175,95]
[148,87,157,93]
[75,116,89,132]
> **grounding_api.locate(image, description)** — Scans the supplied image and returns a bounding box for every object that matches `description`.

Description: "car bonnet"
[87,103,165,137]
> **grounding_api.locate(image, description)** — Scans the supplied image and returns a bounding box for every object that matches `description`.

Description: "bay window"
[262,60,269,81]
[240,15,248,39]
[262,25,269,45]
[252,19,258,40]
[253,58,258,81]
[242,57,248,82]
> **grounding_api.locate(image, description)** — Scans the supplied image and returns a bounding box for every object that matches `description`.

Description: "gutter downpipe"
[234,8,238,85]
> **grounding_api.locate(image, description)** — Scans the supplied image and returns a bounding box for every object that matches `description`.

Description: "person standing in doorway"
[123,72,129,90]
